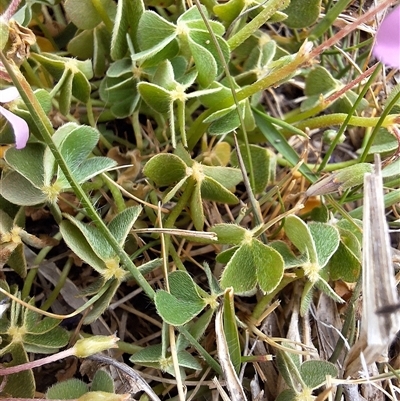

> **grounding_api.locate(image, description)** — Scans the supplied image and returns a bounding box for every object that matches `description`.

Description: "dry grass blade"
[344,154,400,377]
[87,354,161,401]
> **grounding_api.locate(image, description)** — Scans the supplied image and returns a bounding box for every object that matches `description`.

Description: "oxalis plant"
[0,0,399,399]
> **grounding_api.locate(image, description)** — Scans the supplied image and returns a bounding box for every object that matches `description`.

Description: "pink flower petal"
[0,105,29,149]
[373,7,400,69]
[0,87,20,103]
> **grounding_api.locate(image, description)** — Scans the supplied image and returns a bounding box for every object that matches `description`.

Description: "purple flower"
[0,87,29,149]
[372,6,400,69]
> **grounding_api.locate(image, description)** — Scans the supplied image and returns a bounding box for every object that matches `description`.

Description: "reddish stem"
[0,347,75,376]
[1,0,23,20]
[309,0,396,60]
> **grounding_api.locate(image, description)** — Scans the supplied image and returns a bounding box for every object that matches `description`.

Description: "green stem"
[177,99,187,147]
[284,101,330,124]
[227,0,288,50]
[85,97,96,128]
[318,64,381,171]
[179,325,222,375]
[21,60,43,88]
[52,4,67,26]
[22,267,38,299]
[49,68,72,98]
[19,278,113,320]
[104,175,126,213]
[195,1,262,224]
[234,1,394,106]
[164,178,195,229]
[48,202,63,224]
[232,132,263,229]
[360,89,400,162]
[132,111,143,150]
[115,339,142,354]
[235,49,308,103]
[162,178,196,274]
[349,189,400,219]
[293,114,396,133]
[319,63,382,172]
[21,232,63,298]
[252,273,300,321]
[0,53,155,301]
[326,195,362,233]
[1,60,54,135]
[261,112,307,137]
[276,156,357,172]
[80,108,115,124]
[41,257,73,311]
[168,244,186,271]
[309,0,353,39]
[161,321,169,359]
[91,0,114,32]
[329,276,361,365]
[187,108,213,151]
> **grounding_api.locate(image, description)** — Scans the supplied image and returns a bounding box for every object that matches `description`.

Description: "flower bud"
[322,129,345,144]
[74,334,119,358]
[78,391,130,401]
[306,163,374,197]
